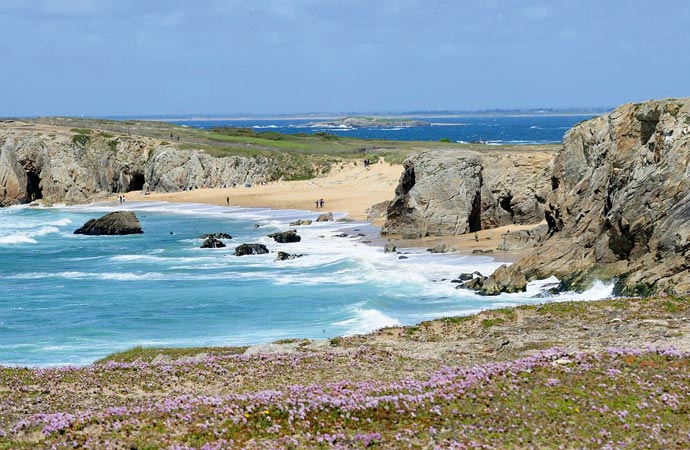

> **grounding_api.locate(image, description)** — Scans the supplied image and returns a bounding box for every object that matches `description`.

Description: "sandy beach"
[134,160,401,222]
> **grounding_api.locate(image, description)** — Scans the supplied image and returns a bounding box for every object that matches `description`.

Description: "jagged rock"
[199,233,232,240]
[457,276,485,290]
[381,148,552,237]
[234,243,269,256]
[74,211,143,235]
[485,98,690,295]
[200,237,226,248]
[472,249,493,254]
[275,251,305,261]
[455,273,474,282]
[384,243,397,253]
[478,265,527,295]
[267,230,301,243]
[497,225,548,251]
[336,217,353,223]
[316,212,333,222]
[289,219,312,226]
[0,144,27,206]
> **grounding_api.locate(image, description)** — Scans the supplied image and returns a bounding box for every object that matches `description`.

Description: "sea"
[0,114,613,367]
[167,114,595,145]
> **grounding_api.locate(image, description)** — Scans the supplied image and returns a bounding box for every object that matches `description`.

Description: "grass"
[95,345,247,364]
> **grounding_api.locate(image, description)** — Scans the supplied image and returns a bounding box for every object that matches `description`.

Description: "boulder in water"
[201,237,226,248]
[74,211,143,235]
[267,230,301,243]
[234,243,269,256]
[316,212,333,222]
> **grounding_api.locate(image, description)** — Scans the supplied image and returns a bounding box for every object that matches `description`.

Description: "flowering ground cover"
[1,296,689,449]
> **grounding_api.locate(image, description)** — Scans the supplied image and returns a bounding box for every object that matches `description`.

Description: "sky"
[0,0,688,116]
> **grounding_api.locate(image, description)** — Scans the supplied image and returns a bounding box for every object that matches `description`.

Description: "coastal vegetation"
[1,295,688,448]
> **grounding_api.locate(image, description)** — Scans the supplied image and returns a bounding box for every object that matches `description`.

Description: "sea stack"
[74,211,143,235]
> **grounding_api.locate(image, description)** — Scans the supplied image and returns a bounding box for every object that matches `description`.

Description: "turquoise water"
[0,202,612,366]
[168,115,598,144]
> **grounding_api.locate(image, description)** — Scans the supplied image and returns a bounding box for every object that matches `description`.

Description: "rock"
[384,243,397,253]
[366,200,390,221]
[398,255,409,260]
[381,147,553,237]
[275,251,305,261]
[289,219,312,226]
[233,243,269,256]
[457,276,485,290]
[200,237,226,248]
[199,233,232,240]
[74,211,143,235]
[477,265,526,295]
[267,230,301,243]
[486,98,690,295]
[336,217,354,223]
[497,225,548,251]
[472,249,493,254]
[0,120,325,206]
[334,233,348,238]
[456,273,474,282]
[0,144,28,206]
[316,212,333,222]
[427,244,456,253]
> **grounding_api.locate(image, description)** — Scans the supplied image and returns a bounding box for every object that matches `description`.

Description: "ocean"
[168,114,597,145]
[0,202,613,366]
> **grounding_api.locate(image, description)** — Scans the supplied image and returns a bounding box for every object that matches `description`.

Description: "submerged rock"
[74,211,143,235]
[275,251,305,261]
[199,233,232,240]
[289,219,312,226]
[234,243,269,256]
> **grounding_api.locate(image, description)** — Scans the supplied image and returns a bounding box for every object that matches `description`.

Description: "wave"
[334,307,401,335]
[0,235,38,245]
[0,226,59,245]
[252,125,279,129]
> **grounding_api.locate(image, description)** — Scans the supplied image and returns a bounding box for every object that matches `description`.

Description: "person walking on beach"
[319,198,324,208]
[315,200,319,208]
[226,196,230,206]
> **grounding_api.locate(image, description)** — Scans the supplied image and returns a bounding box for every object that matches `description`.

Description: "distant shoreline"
[138,111,605,122]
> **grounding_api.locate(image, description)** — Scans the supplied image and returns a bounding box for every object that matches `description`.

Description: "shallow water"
[0,202,613,366]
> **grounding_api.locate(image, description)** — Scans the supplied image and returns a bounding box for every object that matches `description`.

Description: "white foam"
[0,235,37,245]
[334,307,401,335]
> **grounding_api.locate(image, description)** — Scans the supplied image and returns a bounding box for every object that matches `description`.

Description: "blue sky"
[1,0,688,116]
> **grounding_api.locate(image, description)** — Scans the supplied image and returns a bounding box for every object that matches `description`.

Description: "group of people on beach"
[118,195,126,204]
[315,198,325,208]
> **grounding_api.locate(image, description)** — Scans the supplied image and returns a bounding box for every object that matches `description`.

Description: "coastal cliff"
[381,149,553,238]
[0,121,321,206]
[482,98,690,295]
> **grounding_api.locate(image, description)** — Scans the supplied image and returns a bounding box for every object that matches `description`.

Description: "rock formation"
[381,149,553,238]
[0,122,321,206]
[73,211,143,235]
[482,98,690,295]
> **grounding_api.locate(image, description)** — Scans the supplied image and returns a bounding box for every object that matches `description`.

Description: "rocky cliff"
[0,121,318,206]
[381,149,553,238]
[481,98,690,295]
